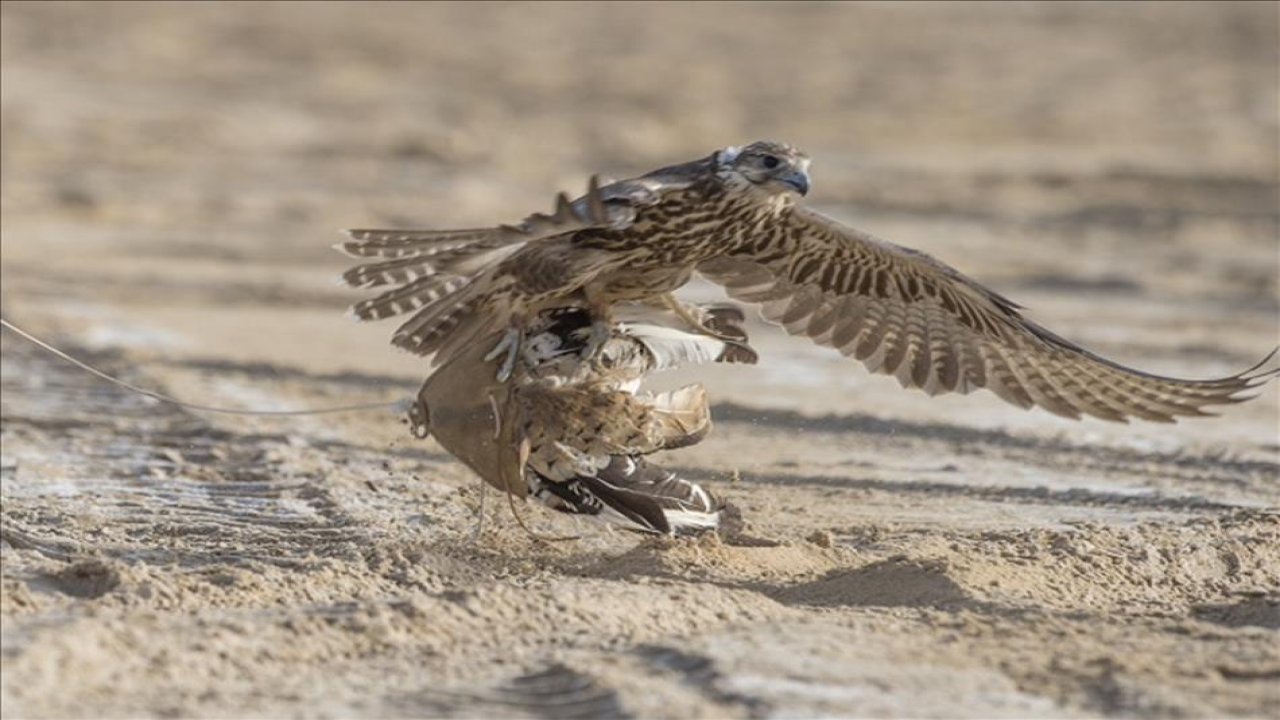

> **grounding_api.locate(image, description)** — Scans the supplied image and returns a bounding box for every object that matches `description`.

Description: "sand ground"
[1,2,1278,717]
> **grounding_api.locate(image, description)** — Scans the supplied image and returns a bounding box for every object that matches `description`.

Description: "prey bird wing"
[514,381,715,535]
[511,313,733,535]
[522,304,756,385]
[515,308,738,473]
[698,205,1278,423]
[516,382,712,482]
[411,305,751,534]
[605,304,759,371]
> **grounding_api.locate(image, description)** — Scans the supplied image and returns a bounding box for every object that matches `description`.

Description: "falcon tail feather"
[339,244,504,289]
[336,228,506,259]
[390,283,489,359]
[341,231,524,360]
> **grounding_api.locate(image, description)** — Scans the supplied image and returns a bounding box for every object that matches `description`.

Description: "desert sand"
[1,2,1278,718]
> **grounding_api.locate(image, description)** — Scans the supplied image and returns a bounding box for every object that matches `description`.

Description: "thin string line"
[1,318,406,416]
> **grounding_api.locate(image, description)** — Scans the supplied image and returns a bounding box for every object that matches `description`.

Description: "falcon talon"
[485,328,523,382]
[579,320,613,363]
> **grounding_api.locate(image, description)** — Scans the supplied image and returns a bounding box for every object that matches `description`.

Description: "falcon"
[342,140,1278,423]
[410,304,755,535]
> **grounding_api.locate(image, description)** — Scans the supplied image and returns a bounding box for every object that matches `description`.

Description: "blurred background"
[2,2,1275,387]
[3,4,1279,718]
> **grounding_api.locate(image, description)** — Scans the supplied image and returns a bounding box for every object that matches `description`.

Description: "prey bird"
[342,140,1278,423]
[409,304,755,535]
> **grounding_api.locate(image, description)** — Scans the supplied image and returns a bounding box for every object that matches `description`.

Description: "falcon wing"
[697,206,1277,423]
[338,175,644,315]
[339,169,705,359]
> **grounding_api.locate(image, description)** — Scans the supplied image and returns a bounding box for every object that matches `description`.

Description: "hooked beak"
[778,169,810,196]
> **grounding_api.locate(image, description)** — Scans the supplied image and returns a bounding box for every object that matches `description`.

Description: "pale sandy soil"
[2,2,1278,718]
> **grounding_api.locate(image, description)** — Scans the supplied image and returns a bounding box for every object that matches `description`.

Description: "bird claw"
[485,328,523,382]
[664,295,737,340]
[579,320,612,362]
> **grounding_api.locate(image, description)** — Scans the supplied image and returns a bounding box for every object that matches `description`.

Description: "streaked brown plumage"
[345,140,1278,423]
[410,304,754,535]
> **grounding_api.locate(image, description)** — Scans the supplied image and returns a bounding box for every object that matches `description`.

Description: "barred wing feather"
[698,206,1278,423]
[338,174,683,359]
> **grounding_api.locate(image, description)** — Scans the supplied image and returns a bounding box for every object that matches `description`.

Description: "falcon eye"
[761,155,780,169]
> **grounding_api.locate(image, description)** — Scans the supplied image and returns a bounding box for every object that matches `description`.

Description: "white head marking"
[715,145,742,167]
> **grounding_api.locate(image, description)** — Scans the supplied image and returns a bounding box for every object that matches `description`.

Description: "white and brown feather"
[410,306,752,535]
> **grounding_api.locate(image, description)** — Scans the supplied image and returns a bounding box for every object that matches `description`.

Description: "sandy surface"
[2,2,1279,718]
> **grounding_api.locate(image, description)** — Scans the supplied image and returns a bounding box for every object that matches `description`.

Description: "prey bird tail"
[589,456,722,535]
[533,456,722,536]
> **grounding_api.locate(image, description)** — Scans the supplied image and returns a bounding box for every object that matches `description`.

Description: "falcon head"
[715,140,811,198]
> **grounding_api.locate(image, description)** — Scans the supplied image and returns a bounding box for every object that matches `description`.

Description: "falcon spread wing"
[698,206,1278,423]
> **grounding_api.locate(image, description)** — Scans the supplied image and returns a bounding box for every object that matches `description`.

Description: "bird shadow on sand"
[389,662,632,720]
[691,467,1251,514]
[710,402,1278,478]
[564,541,1084,625]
